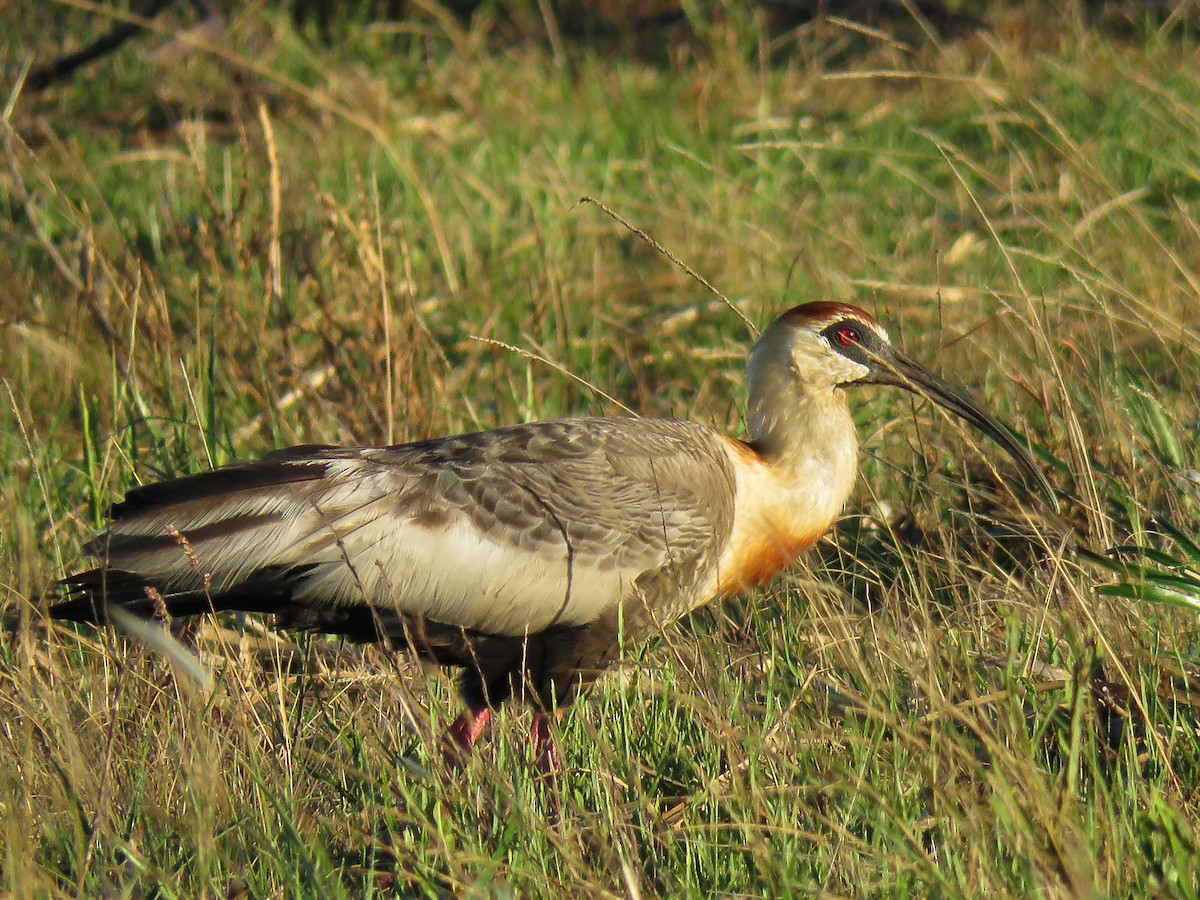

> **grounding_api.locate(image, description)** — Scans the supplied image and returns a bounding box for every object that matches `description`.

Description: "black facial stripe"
[820,318,886,366]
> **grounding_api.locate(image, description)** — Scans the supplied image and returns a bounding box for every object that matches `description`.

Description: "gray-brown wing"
[59,417,737,639]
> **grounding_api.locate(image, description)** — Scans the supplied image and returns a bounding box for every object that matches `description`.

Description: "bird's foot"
[441,705,492,768]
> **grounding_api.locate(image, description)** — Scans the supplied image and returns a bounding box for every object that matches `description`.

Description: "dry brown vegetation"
[2,2,1199,896]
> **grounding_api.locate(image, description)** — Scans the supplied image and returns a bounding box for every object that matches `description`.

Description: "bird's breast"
[717,525,823,596]
[714,435,854,598]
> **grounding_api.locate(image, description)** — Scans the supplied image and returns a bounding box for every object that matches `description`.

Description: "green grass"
[3,2,1200,896]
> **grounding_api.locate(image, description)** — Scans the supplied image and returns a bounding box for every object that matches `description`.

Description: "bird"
[51,301,1053,774]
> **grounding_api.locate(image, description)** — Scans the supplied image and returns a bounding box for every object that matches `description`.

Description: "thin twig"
[575,196,758,336]
[469,335,637,416]
[26,0,179,92]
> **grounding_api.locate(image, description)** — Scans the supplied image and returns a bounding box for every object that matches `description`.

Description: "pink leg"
[531,710,564,777]
[442,705,492,766]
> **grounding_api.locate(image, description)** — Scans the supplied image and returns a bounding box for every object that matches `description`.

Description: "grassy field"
[3,2,1200,896]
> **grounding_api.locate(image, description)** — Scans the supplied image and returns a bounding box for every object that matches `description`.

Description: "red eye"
[836,326,860,346]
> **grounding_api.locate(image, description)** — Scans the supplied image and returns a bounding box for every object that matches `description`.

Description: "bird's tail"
[51,446,501,667]
[52,446,340,626]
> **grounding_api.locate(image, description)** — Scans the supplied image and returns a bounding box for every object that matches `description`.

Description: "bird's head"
[749,301,1054,502]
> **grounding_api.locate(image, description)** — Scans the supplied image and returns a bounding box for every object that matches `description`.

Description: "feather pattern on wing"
[58,418,738,645]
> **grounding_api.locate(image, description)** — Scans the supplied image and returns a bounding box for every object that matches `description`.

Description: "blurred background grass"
[2,1,1199,896]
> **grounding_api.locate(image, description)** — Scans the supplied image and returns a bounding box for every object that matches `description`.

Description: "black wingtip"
[51,568,160,623]
[109,452,332,522]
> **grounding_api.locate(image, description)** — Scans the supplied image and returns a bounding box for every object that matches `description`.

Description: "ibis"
[53,302,1052,773]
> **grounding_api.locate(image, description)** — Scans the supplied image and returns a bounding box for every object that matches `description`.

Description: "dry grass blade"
[3,5,1200,895]
[106,605,214,692]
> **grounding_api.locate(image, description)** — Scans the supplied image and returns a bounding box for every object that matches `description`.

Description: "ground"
[1,3,1199,896]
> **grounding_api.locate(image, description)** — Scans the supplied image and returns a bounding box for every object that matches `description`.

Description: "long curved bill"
[872,349,1057,506]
